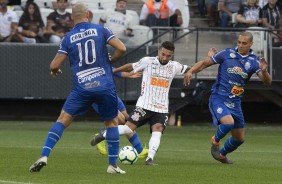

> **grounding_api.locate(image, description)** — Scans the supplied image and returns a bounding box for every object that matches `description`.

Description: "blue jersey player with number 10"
[184,31,272,164]
[29,3,127,174]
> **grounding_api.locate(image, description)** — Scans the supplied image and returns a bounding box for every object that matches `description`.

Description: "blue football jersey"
[211,47,261,99]
[58,22,116,92]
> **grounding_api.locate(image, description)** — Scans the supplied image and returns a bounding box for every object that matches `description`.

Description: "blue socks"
[220,137,244,156]
[129,133,143,154]
[214,124,234,142]
[106,127,119,165]
[41,122,65,157]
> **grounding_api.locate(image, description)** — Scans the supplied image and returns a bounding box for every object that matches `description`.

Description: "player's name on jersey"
[71,29,98,43]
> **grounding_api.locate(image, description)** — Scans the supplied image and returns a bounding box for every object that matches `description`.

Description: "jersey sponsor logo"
[227,67,248,78]
[70,29,98,43]
[84,81,100,88]
[150,77,169,88]
[231,85,244,96]
[224,101,235,108]
[76,67,105,83]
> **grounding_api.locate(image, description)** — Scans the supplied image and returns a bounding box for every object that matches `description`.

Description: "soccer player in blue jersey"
[29,3,127,174]
[184,31,272,164]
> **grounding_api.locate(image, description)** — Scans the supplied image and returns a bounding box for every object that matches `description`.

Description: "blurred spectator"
[236,0,263,28]
[17,1,49,43]
[262,0,281,30]
[45,0,73,43]
[139,0,183,37]
[259,0,268,8]
[197,0,207,18]
[0,0,19,42]
[99,0,134,44]
[51,0,76,10]
[218,0,244,27]
[206,0,219,26]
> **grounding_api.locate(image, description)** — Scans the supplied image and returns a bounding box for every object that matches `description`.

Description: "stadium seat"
[14,10,23,19]
[79,0,115,10]
[89,9,106,24]
[126,10,140,26]
[35,0,52,9]
[247,27,268,57]
[172,0,190,32]
[99,0,116,9]
[130,25,153,46]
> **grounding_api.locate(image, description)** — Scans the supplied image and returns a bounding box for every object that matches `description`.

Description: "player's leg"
[209,95,234,161]
[123,107,148,158]
[218,111,245,164]
[98,89,125,174]
[29,110,74,172]
[29,90,86,172]
[145,112,168,166]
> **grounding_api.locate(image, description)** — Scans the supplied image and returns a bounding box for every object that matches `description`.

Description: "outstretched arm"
[113,63,133,73]
[183,47,217,86]
[121,71,142,78]
[257,57,272,86]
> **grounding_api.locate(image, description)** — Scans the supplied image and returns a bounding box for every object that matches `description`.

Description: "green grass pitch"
[0,121,282,184]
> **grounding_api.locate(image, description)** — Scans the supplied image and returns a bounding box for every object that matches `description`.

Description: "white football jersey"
[132,56,188,113]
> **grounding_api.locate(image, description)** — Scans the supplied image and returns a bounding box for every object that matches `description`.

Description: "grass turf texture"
[0,121,282,184]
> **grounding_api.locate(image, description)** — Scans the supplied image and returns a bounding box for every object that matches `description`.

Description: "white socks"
[103,124,133,137]
[148,131,162,160]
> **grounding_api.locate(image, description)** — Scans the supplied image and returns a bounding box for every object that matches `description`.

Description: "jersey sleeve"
[254,58,262,74]
[132,57,150,73]
[57,36,68,55]
[112,67,122,77]
[175,62,188,75]
[103,26,115,43]
[211,49,226,64]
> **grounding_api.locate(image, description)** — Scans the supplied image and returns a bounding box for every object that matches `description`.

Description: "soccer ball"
[118,146,138,165]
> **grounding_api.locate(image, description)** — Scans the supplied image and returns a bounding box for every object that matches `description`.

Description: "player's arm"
[113,63,133,73]
[257,57,272,86]
[50,53,66,77]
[108,37,126,63]
[121,71,142,78]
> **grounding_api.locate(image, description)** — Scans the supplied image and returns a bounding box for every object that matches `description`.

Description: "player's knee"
[151,123,164,132]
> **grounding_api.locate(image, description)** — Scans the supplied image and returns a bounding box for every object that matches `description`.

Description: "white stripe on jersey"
[132,57,187,113]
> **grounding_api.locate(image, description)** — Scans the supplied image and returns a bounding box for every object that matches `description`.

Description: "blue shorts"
[209,94,245,129]
[92,96,125,114]
[63,88,118,121]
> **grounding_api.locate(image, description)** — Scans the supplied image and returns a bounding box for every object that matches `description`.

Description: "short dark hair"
[239,31,253,42]
[161,41,175,52]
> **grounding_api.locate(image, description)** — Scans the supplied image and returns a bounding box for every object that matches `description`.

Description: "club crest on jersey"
[230,53,236,58]
[217,107,223,114]
[244,62,251,70]
[131,112,141,121]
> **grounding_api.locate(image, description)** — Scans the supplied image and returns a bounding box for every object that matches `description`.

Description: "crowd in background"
[1,0,282,46]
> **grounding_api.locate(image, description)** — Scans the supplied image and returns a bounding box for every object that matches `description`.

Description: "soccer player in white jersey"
[92,41,189,165]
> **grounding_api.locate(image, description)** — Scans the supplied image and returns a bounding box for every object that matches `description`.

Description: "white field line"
[0,180,36,184]
[1,145,282,153]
